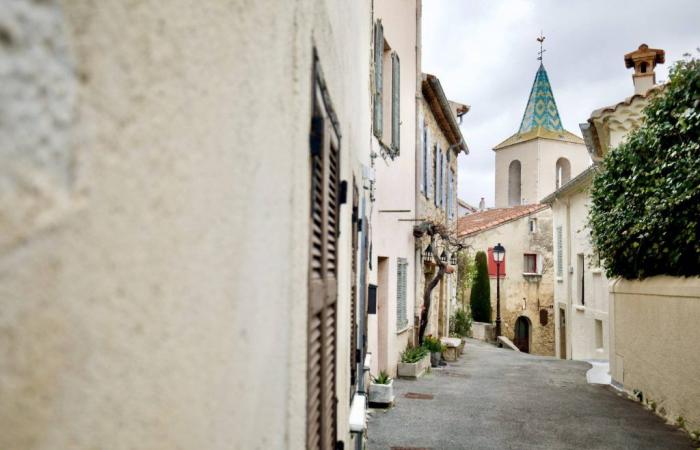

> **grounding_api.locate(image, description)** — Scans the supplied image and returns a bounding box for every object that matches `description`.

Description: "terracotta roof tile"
[457,204,548,237]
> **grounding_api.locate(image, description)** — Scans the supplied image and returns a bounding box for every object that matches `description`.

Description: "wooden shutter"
[349,182,359,389]
[373,21,384,139]
[426,137,433,200]
[396,258,408,330]
[391,51,400,154]
[487,247,506,277]
[308,59,339,450]
[420,114,426,194]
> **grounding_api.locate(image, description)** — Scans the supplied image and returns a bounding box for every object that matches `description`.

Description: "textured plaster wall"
[610,277,700,432]
[368,0,418,377]
[0,0,371,449]
[494,139,589,208]
[464,209,555,356]
[551,188,610,362]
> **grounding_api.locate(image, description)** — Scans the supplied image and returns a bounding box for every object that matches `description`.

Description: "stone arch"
[555,157,571,189]
[508,160,522,206]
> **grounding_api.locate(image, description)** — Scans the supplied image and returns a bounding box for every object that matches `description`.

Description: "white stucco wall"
[494,138,589,208]
[0,1,371,449]
[551,187,610,362]
[610,277,700,431]
[367,0,419,378]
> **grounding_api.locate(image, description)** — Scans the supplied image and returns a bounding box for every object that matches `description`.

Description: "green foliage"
[372,370,391,385]
[456,250,476,309]
[470,251,492,322]
[422,335,445,353]
[450,308,472,337]
[400,346,429,363]
[589,55,700,279]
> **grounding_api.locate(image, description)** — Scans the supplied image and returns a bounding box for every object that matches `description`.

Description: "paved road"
[367,339,695,450]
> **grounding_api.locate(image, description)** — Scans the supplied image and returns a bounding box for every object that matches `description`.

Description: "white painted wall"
[367,0,419,378]
[551,187,610,362]
[610,277,700,431]
[0,1,372,448]
[495,139,589,208]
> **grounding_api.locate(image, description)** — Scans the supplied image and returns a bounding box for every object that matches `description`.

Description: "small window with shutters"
[396,258,408,331]
[307,51,340,450]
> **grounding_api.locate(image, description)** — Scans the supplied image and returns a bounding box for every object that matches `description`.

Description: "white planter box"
[368,379,394,405]
[397,354,430,378]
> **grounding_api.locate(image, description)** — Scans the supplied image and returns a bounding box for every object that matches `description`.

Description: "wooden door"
[514,316,530,353]
[559,308,567,359]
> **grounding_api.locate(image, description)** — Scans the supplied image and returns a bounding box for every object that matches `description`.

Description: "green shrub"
[400,346,429,363]
[589,55,700,279]
[422,335,445,353]
[456,250,476,309]
[470,251,492,322]
[450,308,472,337]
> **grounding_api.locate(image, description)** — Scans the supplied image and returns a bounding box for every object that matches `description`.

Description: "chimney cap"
[624,44,665,69]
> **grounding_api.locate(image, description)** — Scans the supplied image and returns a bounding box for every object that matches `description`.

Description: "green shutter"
[373,21,384,139]
[391,51,400,154]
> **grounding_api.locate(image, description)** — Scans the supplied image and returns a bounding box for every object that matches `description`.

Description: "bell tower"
[493,38,590,207]
[624,44,665,95]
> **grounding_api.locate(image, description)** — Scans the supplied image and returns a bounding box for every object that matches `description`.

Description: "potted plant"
[368,371,394,405]
[397,346,430,378]
[423,335,446,367]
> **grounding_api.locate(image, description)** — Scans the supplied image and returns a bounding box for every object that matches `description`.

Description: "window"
[595,319,603,349]
[372,20,400,157]
[508,160,522,206]
[556,226,563,277]
[528,218,538,233]
[577,253,585,306]
[555,158,571,189]
[524,253,538,274]
[487,247,506,277]
[396,258,408,330]
[307,52,340,450]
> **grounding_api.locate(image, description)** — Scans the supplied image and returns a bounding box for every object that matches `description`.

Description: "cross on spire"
[537,32,546,62]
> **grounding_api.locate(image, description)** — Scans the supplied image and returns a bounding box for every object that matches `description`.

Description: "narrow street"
[367,339,694,450]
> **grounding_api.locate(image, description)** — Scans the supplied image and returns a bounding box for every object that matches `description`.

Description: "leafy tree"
[589,55,700,279]
[470,251,491,322]
[456,249,476,310]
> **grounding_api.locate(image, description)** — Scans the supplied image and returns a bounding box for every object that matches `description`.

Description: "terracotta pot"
[445,265,455,274]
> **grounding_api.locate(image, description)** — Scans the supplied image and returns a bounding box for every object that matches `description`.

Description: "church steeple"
[518,64,564,134]
[493,62,582,150]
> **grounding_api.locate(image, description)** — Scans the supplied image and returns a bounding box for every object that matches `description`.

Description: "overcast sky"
[422,0,700,207]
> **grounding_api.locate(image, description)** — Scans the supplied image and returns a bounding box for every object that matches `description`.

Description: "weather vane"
[537,31,546,62]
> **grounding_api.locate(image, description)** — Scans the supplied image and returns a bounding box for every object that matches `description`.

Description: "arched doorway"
[514,316,530,353]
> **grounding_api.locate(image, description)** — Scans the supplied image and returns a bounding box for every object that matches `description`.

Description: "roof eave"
[423,74,469,154]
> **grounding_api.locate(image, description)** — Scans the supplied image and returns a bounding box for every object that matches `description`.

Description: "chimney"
[479,197,485,212]
[624,44,665,95]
